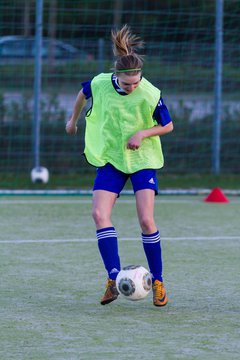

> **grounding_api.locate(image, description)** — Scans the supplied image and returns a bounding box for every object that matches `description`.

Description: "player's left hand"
[127,131,143,150]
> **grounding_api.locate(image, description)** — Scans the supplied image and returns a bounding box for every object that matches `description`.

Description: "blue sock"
[97,227,121,280]
[142,231,163,282]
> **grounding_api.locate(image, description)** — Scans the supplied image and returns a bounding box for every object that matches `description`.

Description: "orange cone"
[204,187,229,203]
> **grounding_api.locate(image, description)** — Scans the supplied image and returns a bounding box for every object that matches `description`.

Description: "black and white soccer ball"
[30,166,49,184]
[116,265,152,301]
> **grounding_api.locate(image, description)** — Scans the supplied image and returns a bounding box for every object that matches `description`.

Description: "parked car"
[0,35,86,63]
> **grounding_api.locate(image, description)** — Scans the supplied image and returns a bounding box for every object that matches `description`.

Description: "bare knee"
[139,216,156,234]
[92,206,103,226]
[92,206,111,229]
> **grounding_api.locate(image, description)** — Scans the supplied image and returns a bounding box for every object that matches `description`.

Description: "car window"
[31,40,71,58]
[0,40,31,57]
[0,37,80,60]
[54,44,73,58]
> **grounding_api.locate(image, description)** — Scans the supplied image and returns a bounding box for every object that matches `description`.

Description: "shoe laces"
[153,280,164,298]
[106,279,115,288]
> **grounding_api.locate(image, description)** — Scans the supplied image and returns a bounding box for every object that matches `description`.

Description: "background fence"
[0,0,240,187]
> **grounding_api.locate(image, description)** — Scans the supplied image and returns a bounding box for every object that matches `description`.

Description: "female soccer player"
[66,25,173,307]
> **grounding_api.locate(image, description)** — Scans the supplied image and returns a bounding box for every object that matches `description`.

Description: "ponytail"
[111,24,144,74]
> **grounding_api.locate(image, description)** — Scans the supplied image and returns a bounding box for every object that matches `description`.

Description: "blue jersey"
[81,74,171,126]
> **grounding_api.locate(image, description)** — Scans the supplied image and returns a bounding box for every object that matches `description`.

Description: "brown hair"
[111,24,144,75]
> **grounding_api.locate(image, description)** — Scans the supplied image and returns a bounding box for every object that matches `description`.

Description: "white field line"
[0,236,240,244]
[1,189,240,196]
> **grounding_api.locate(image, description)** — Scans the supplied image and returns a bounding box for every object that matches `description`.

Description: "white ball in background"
[30,167,49,184]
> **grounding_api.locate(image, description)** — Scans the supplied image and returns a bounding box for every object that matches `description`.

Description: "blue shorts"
[93,163,158,196]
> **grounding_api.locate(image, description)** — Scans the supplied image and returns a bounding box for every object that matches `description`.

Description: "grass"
[0,195,240,359]
[1,60,239,94]
[1,173,240,190]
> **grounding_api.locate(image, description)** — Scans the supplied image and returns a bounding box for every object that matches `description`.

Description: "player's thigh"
[135,189,155,218]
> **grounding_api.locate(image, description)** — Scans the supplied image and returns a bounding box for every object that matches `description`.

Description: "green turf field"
[1,195,240,360]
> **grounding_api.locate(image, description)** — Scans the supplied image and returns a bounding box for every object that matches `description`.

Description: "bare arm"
[65,89,86,135]
[127,121,174,150]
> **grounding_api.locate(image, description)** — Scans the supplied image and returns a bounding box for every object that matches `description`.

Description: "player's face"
[117,73,141,94]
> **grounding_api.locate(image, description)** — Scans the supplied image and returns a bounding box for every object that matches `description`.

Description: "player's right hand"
[65,120,78,135]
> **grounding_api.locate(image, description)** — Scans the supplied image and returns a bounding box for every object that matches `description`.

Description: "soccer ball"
[30,166,49,184]
[116,265,152,301]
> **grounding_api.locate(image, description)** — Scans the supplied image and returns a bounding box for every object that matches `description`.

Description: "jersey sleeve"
[81,80,92,99]
[153,97,172,126]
